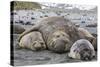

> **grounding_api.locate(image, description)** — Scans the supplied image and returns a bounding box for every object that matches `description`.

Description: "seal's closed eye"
[32,41,37,45]
[56,35,60,38]
[39,41,45,45]
[40,42,44,45]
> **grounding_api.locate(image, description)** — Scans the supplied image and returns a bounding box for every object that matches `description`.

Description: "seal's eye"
[62,34,65,36]
[40,42,44,45]
[56,35,60,38]
[33,42,36,45]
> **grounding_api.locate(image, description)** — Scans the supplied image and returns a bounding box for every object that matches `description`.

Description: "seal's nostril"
[85,57,89,61]
[35,46,41,50]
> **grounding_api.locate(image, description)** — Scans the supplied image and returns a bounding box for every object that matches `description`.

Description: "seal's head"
[31,41,46,51]
[79,49,95,61]
[48,31,70,53]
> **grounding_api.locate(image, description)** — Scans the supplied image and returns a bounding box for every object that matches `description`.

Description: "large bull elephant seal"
[18,16,81,53]
[19,31,46,51]
[68,39,95,61]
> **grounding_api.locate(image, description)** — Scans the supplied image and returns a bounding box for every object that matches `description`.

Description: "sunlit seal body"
[19,31,46,51]
[68,39,95,61]
[18,16,80,53]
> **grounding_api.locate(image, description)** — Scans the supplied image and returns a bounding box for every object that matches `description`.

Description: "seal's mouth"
[80,49,94,61]
[32,41,46,51]
[81,55,92,61]
[49,38,70,53]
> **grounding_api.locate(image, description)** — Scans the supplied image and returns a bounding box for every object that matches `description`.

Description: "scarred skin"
[18,16,96,53]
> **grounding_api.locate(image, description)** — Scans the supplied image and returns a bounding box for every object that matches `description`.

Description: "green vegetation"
[12,1,41,10]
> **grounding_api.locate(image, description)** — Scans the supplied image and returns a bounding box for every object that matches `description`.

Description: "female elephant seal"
[19,31,46,51]
[18,16,80,53]
[68,39,95,61]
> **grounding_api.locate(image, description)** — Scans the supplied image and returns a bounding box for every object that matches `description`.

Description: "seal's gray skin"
[19,31,46,51]
[13,24,25,34]
[78,28,97,50]
[68,39,95,61]
[18,16,80,53]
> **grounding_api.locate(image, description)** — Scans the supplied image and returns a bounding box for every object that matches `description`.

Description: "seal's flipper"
[18,25,40,42]
[15,42,22,49]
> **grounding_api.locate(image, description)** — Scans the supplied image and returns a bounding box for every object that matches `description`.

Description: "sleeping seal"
[18,17,97,53]
[68,39,95,61]
[19,31,46,51]
[18,16,79,53]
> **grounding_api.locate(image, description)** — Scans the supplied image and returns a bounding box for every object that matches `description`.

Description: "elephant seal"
[68,39,95,61]
[13,24,25,34]
[18,16,80,53]
[19,31,46,51]
[78,28,97,50]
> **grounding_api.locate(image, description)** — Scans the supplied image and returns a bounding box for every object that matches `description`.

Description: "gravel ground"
[12,9,97,66]
[12,34,97,66]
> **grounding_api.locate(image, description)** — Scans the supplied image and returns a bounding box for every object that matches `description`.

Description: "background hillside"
[12,1,41,10]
